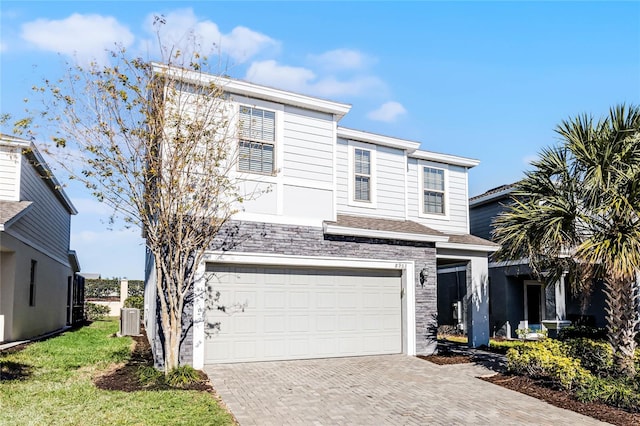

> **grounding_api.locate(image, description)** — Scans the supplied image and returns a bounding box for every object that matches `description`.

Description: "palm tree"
[494,104,640,377]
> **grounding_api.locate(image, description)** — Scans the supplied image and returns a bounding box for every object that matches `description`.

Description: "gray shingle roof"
[324,214,498,248]
[327,214,446,237]
[0,200,32,227]
[469,183,516,203]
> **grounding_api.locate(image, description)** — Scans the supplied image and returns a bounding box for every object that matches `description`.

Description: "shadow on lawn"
[0,360,32,381]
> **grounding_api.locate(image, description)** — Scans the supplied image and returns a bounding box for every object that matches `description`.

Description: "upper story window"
[423,166,445,215]
[354,148,371,202]
[238,106,275,174]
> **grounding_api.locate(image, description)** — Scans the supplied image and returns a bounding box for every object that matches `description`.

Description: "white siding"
[10,156,71,264]
[282,185,333,219]
[336,139,406,219]
[0,145,20,201]
[407,158,469,234]
[282,106,334,184]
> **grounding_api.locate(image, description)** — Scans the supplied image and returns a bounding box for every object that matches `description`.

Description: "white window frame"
[237,104,277,176]
[348,141,377,208]
[419,163,449,219]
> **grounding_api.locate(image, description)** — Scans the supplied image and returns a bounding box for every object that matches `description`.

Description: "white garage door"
[204,265,402,364]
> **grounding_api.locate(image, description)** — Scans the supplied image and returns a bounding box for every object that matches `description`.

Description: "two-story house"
[469,184,606,338]
[0,134,83,343]
[144,67,498,368]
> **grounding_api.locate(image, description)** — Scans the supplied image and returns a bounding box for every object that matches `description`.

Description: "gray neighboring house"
[467,184,606,338]
[0,134,84,342]
[144,66,498,368]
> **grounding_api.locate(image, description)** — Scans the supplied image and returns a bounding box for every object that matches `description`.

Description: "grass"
[0,319,234,426]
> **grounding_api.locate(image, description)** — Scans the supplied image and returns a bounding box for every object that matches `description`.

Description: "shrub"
[489,339,524,354]
[85,278,144,300]
[507,339,591,390]
[558,325,607,341]
[85,278,120,299]
[564,338,613,376]
[84,302,111,321]
[123,296,143,310]
[137,365,164,385]
[166,365,201,387]
[576,376,640,411]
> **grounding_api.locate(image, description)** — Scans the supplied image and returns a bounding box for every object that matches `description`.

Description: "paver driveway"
[205,354,608,426]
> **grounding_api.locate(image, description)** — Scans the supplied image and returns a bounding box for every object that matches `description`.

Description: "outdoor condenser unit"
[120,308,141,336]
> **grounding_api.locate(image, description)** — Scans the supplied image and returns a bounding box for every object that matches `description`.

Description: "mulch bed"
[94,328,211,392]
[482,374,640,426]
[417,353,473,365]
[417,351,640,425]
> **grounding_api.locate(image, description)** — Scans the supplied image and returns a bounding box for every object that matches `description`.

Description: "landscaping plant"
[494,105,640,377]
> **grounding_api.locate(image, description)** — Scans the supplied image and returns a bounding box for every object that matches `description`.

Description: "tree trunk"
[164,314,181,374]
[606,278,639,378]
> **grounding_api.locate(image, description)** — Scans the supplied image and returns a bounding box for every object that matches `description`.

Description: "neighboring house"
[0,134,84,342]
[144,66,498,368]
[468,184,606,338]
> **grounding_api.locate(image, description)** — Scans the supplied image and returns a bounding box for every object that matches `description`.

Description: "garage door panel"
[204,265,401,364]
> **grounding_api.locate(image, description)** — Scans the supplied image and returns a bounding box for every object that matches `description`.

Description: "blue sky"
[1,1,639,279]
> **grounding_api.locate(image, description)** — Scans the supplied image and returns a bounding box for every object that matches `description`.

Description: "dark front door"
[526,284,541,324]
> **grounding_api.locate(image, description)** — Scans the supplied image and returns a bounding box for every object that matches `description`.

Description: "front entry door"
[525,281,543,327]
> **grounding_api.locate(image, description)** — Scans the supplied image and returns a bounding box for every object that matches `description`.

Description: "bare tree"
[14,31,258,373]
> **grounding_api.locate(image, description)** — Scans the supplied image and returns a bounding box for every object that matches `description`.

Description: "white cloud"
[245,60,385,98]
[245,60,316,92]
[367,101,407,123]
[141,9,279,64]
[21,13,134,64]
[308,49,374,71]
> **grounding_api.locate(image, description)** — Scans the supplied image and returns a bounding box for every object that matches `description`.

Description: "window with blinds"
[238,106,275,173]
[354,148,371,201]
[423,167,445,214]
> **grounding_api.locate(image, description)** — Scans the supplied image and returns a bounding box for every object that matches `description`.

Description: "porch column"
[466,256,490,347]
[554,274,567,320]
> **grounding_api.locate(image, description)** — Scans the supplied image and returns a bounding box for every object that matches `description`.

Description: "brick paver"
[205,355,609,425]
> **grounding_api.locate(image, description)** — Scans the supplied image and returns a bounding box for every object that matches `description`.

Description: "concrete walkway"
[205,354,608,426]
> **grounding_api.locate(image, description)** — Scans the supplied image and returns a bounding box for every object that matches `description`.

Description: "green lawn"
[0,320,234,426]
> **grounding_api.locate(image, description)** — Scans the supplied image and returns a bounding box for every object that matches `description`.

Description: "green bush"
[137,365,164,385]
[564,338,613,376]
[506,339,591,390]
[124,296,144,310]
[85,278,144,299]
[84,302,111,321]
[489,339,525,354]
[558,325,607,341]
[166,365,200,388]
[128,281,144,298]
[576,375,640,411]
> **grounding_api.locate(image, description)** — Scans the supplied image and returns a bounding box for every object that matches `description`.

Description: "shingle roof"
[328,214,446,237]
[469,183,517,203]
[447,233,499,247]
[324,214,498,249]
[0,200,32,227]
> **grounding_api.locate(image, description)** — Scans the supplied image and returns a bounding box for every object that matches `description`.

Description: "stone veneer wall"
[225,221,435,351]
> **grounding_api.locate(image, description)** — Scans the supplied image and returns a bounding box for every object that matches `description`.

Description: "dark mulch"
[417,354,473,365]
[483,373,640,425]
[94,328,212,392]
